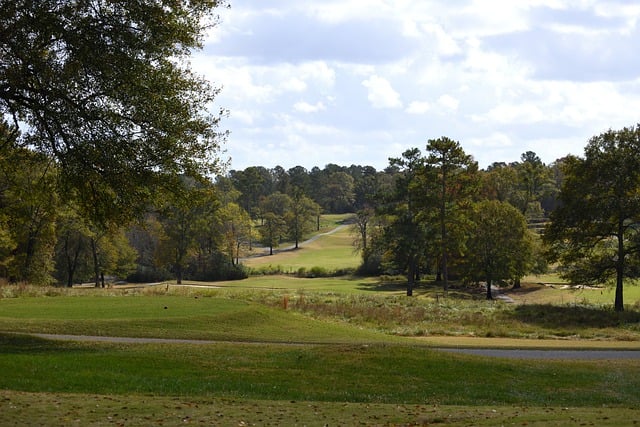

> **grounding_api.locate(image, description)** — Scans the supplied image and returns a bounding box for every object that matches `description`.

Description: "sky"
[192,0,640,172]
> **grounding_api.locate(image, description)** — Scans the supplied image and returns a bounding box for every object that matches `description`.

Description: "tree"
[286,188,319,249]
[258,192,291,255]
[156,182,217,284]
[514,151,556,220]
[379,148,434,295]
[424,137,478,292]
[322,171,355,213]
[545,126,640,311]
[462,200,533,300]
[0,0,228,226]
[231,167,273,218]
[54,205,92,287]
[260,212,287,256]
[1,148,59,284]
[218,202,252,265]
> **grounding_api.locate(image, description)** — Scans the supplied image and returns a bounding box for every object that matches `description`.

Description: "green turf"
[0,294,393,343]
[1,333,638,408]
[243,220,361,271]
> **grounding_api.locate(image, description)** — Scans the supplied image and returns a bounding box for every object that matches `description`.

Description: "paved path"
[439,348,640,360]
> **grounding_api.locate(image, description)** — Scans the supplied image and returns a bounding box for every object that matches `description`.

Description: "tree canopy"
[545,125,640,311]
[0,0,228,224]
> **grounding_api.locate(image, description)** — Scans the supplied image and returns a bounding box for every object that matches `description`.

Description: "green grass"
[1,333,639,408]
[243,217,360,272]
[1,288,640,425]
[3,217,640,425]
[0,293,392,343]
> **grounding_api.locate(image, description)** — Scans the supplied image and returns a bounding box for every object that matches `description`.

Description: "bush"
[295,266,355,278]
[127,265,172,283]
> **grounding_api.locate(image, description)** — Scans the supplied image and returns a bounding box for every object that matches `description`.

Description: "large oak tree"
[0,0,228,225]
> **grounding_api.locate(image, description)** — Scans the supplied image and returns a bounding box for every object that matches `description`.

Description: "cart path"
[438,348,640,360]
[19,333,640,359]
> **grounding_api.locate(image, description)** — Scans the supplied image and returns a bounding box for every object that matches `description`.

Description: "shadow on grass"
[356,281,407,292]
[0,333,87,355]
[512,305,640,328]
[356,280,484,300]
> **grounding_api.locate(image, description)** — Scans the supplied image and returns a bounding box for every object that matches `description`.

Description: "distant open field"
[242,214,360,272]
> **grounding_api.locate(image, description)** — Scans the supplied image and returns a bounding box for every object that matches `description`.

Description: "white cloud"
[294,101,326,113]
[195,1,640,171]
[362,75,403,109]
[422,23,462,57]
[437,94,459,111]
[406,101,431,114]
[281,78,307,93]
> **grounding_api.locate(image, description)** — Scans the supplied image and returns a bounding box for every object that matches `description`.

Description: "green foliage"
[0,0,228,225]
[0,148,58,284]
[459,200,534,299]
[545,125,640,311]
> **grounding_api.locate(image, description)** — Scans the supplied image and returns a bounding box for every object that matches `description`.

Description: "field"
[1,215,640,426]
[242,214,361,273]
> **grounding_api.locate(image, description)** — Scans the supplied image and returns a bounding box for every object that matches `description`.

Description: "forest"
[2,126,640,312]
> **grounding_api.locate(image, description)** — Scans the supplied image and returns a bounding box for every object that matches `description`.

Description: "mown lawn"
[1,333,639,407]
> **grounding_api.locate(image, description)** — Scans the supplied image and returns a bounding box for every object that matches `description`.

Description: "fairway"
[242,218,360,272]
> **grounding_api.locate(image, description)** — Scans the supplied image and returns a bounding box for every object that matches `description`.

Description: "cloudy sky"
[192,0,640,172]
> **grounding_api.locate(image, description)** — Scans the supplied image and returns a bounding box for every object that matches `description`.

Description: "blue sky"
[192,0,640,171]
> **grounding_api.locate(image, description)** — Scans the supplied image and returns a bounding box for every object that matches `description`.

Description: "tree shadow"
[0,333,92,355]
[356,281,407,292]
[512,304,640,328]
[355,280,484,299]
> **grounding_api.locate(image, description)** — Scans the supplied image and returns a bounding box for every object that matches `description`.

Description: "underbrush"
[245,265,355,278]
[3,280,640,341]
[228,289,640,340]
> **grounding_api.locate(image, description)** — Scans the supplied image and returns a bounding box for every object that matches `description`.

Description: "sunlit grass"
[242,221,360,271]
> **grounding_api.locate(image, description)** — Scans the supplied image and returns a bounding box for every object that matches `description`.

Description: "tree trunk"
[512,277,521,290]
[441,165,448,293]
[91,238,100,288]
[406,260,415,296]
[486,278,493,300]
[615,225,625,312]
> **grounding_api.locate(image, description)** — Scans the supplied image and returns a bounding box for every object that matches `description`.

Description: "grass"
[243,216,361,272]
[1,333,639,407]
[3,391,638,427]
[0,293,393,344]
[1,288,639,425]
